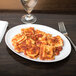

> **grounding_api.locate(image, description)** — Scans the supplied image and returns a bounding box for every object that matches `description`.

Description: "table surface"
[0,11,76,76]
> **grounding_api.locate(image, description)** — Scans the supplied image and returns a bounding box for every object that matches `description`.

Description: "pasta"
[12,27,64,60]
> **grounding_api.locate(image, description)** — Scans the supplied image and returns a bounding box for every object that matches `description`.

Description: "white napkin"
[0,20,8,43]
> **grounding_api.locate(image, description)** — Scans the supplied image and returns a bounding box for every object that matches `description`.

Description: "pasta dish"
[12,27,64,60]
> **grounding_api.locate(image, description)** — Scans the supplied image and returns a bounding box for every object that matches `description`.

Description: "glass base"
[21,14,37,24]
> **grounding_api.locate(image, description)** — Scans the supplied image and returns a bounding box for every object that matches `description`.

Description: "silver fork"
[58,22,76,51]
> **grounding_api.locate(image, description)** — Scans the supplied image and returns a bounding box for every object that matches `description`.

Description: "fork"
[58,22,76,51]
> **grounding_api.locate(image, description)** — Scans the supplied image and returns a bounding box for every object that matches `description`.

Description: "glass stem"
[27,14,31,18]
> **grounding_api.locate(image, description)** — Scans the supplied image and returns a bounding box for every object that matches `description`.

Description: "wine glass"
[21,0,38,24]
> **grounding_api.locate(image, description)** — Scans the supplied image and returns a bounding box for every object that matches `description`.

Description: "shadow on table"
[7,47,71,70]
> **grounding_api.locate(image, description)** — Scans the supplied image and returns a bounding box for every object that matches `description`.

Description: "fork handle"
[66,36,76,51]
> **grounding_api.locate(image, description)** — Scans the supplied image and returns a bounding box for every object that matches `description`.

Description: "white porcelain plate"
[5,24,71,62]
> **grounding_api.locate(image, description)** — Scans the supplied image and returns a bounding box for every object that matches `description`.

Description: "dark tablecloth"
[0,11,76,76]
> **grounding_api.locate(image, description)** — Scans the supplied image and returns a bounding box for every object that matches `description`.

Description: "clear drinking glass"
[21,0,38,23]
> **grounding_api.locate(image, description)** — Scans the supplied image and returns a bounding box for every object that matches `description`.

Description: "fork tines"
[58,22,67,33]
